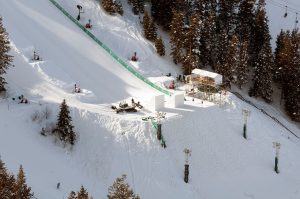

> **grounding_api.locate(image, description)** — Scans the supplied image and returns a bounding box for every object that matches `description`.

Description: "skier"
[33,51,40,60]
[85,19,92,29]
[131,52,138,61]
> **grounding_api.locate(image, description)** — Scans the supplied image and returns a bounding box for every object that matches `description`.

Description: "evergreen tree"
[237,0,255,42]
[131,0,144,15]
[169,10,185,64]
[155,36,165,56]
[274,30,286,82]
[116,1,124,15]
[68,186,93,199]
[148,20,157,41]
[68,191,77,199]
[182,13,203,74]
[102,0,116,15]
[77,185,89,199]
[143,11,157,41]
[252,1,270,67]
[53,99,76,145]
[215,30,229,86]
[277,31,292,87]
[249,41,274,102]
[107,175,140,199]
[223,34,239,87]
[249,1,273,102]
[102,0,123,15]
[14,165,33,199]
[151,0,174,30]
[0,16,13,93]
[201,5,218,69]
[132,0,139,15]
[0,159,15,199]
[143,11,150,38]
[236,40,250,88]
[284,28,300,121]
[138,0,144,14]
[217,0,239,37]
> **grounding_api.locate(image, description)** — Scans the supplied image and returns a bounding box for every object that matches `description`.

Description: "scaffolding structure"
[185,69,225,103]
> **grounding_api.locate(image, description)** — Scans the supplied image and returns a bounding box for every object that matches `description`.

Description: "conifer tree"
[284,28,300,121]
[102,0,116,15]
[0,159,15,199]
[116,1,124,16]
[236,40,250,88]
[217,0,238,37]
[68,186,93,199]
[274,30,290,83]
[182,13,203,74]
[249,1,274,102]
[201,7,218,69]
[132,0,139,15]
[14,165,33,199]
[138,0,144,14]
[237,0,255,42]
[107,175,140,199]
[151,0,174,30]
[68,191,77,199]
[131,0,144,15]
[215,30,229,87]
[53,99,76,145]
[249,41,274,102]
[77,185,89,199]
[102,0,123,15]
[155,36,165,56]
[0,16,13,93]
[169,10,185,64]
[252,1,269,67]
[223,34,239,87]
[143,11,157,41]
[143,11,150,38]
[148,20,157,41]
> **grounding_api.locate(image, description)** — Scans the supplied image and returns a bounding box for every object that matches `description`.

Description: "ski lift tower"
[155,112,166,140]
[273,142,281,174]
[242,109,251,139]
[183,148,191,183]
[76,5,83,20]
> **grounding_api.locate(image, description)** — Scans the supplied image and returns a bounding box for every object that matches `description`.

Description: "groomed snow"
[0,0,300,199]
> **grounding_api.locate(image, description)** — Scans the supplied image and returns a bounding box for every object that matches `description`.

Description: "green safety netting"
[150,118,166,148]
[48,0,172,96]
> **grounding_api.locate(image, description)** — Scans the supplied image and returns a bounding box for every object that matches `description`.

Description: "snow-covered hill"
[0,0,300,199]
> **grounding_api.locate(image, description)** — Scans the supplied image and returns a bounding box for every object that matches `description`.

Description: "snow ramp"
[0,0,167,105]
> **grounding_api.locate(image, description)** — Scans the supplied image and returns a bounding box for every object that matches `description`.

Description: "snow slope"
[0,0,300,199]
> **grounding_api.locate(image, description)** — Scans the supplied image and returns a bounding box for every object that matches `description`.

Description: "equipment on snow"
[74,84,81,93]
[85,19,92,29]
[111,99,143,113]
[76,5,84,21]
[168,81,175,89]
[131,52,138,61]
[33,51,40,61]
[284,6,288,18]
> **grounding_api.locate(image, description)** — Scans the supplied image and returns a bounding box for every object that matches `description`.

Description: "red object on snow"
[168,81,175,89]
[85,23,92,29]
[131,52,138,61]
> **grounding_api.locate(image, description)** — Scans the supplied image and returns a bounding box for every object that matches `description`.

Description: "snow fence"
[48,0,172,96]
